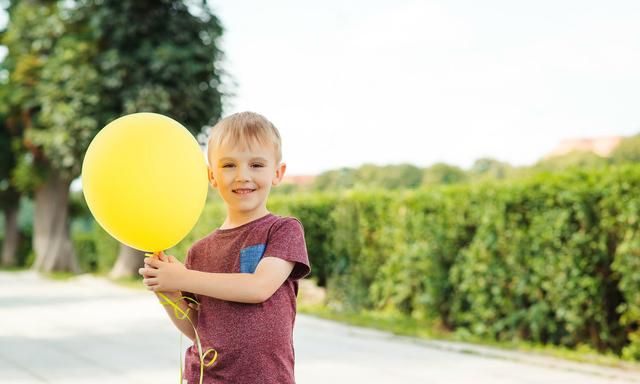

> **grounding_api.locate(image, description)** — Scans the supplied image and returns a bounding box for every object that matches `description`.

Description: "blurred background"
[1,0,640,367]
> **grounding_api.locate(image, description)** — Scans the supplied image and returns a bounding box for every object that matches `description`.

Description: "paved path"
[1,271,639,383]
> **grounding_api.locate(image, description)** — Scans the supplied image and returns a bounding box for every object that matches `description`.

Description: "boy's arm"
[144,256,294,304]
[139,254,198,341]
[155,291,198,342]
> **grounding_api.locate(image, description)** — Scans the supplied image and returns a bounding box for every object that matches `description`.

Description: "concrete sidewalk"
[1,271,639,383]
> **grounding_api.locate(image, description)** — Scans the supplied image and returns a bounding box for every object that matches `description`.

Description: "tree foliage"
[422,162,467,186]
[469,157,513,180]
[534,151,608,172]
[80,0,224,134]
[1,0,225,185]
[610,134,640,164]
[307,140,640,193]
[0,0,225,271]
[0,114,20,209]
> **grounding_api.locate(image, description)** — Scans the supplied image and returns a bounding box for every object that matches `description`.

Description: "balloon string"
[146,252,217,384]
[157,292,218,384]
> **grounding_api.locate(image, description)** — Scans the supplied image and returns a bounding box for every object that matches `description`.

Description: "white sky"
[209,0,640,175]
[2,2,639,176]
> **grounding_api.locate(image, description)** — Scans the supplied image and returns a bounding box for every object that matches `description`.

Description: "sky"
[1,2,640,176]
[208,0,640,175]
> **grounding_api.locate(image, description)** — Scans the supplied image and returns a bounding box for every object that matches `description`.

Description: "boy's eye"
[251,163,265,168]
[222,163,235,168]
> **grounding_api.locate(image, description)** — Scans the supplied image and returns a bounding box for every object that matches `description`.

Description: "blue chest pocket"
[240,244,266,273]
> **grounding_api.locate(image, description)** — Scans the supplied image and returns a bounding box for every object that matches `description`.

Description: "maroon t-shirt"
[182,213,310,384]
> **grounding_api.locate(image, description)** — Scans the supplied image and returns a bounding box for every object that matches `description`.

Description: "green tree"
[0,113,21,267]
[0,0,224,273]
[355,163,422,190]
[313,167,356,191]
[469,157,512,180]
[422,162,467,186]
[534,151,608,172]
[610,134,640,164]
[0,2,27,268]
[1,1,82,272]
[81,0,224,128]
[313,164,423,191]
[82,0,224,277]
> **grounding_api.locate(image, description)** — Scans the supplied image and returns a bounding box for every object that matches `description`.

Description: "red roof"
[281,175,316,185]
[545,136,622,159]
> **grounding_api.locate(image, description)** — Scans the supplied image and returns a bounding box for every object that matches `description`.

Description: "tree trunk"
[32,171,79,273]
[109,242,145,279]
[1,204,20,267]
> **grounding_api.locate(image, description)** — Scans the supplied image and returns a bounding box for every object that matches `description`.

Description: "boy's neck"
[221,207,270,230]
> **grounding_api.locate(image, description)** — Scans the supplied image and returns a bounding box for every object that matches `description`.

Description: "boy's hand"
[138,251,188,294]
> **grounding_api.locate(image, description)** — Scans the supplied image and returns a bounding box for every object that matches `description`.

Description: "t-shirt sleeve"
[264,217,311,281]
[184,247,193,269]
[182,247,198,302]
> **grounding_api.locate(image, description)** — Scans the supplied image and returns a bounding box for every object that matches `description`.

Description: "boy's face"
[208,141,285,220]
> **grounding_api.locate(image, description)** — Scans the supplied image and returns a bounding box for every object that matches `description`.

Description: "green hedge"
[372,185,478,324]
[268,193,339,287]
[448,175,622,351]
[271,166,638,359]
[312,166,639,359]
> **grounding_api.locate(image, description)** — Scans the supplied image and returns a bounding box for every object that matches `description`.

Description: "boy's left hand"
[140,252,188,292]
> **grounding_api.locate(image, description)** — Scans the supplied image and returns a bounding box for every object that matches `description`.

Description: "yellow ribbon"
[146,253,218,384]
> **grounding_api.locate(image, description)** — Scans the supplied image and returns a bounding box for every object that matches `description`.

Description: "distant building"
[281,175,316,186]
[545,136,622,159]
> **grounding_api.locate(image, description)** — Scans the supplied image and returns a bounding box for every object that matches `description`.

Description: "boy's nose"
[235,175,250,182]
[234,166,250,182]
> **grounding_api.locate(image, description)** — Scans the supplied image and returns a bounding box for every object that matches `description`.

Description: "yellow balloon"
[82,113,208,252]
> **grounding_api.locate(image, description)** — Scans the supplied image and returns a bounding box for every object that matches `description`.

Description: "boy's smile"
[233,188,256,195]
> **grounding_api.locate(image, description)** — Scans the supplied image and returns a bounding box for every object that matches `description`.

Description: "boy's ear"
[208,167,218,188]
[272,162,287,186]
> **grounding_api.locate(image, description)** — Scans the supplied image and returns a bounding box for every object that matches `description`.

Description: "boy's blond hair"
[207,111,282,164]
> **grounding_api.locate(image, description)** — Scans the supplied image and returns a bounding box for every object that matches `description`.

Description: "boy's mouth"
[232,188,256,195]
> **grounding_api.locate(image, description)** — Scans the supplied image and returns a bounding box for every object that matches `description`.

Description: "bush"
[269,193,339,287]
[327,190,398,310]
[603,165,640,359]
[294,165,640,358]
[71,219,119,274]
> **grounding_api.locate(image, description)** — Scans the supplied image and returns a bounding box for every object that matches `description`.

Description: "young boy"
[139,111,310,384]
